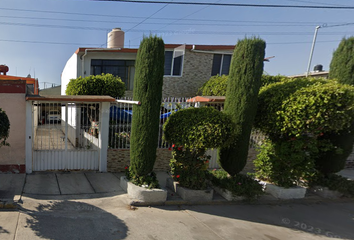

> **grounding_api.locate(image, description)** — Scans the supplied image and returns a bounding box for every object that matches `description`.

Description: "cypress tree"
[130,35,165,177]
[218,37,266,176]
[329,37,354,85]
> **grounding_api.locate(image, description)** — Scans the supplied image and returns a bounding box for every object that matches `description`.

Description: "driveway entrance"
[25,95,114,173]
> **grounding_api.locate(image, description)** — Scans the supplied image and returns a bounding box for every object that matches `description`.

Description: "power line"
[0,39,100,46]
[0,38,341,46]
[0,14,340,27]
[1,20,353,36]
[96,0,354,9]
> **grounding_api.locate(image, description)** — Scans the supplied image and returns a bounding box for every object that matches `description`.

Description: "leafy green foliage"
[208,170,264,200]
[279,81,354,137]
[310,173,354,197]
[0,108,10,148]
[163,107,235,150]
[218,37,266,176]
[254,138,318,188]
[163,107,235,190]
[316,127,354,175]
[65,73,125,98]
[198,74,285,96]
[198,74,228,96]
[329,36,354,85]
[255,77,328,139]
[169,146,210,190]
[130,35,165,178]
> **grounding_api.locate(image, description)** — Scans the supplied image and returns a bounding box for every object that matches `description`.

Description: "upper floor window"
[91,59,135,90]
[164,50,184,76]
[211,54,232,76]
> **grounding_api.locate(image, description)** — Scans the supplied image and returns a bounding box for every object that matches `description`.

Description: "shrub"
[0,108,10,148]
[279,81,354,137]
[163,107,235,189]
[218,37,266,176]
[316,127,354,175]
[329,36,354,85]
[198,74,286,97]
[170,146,210,190]
[65,73,125,98]
[310,173,354,197]
[208,170,264,200]
[254,138,318,188]
[130,35,165,184]
[198,74,228,96]
[255,77,328,139]
[163,107,235,150]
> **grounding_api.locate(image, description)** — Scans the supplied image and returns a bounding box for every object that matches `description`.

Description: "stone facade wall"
[162,51,213,98]
[107,148,171,172]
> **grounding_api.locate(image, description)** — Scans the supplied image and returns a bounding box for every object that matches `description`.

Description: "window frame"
[211,54,232,76]
[164,50,184,77]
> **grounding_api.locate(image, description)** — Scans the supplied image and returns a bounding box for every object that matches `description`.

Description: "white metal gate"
[32,101,100,171]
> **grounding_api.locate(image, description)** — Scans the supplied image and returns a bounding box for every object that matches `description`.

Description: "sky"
[1,0,354,89]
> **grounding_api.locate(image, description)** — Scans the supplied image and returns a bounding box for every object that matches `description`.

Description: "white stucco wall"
[0,93,26,164]
[61,53,79,95]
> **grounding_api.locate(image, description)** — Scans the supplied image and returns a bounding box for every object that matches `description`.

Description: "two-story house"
[61,28,235,98]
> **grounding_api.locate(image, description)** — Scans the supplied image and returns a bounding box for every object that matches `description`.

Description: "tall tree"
[130,35,165,177]
[329,37,354,85]
[218,37,266,176]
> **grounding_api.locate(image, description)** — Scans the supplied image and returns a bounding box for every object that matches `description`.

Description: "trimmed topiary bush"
[218,37,266,176]
[65,73,125,98]
[0,108,10,148]
[129,35,165,186]
[163,107,235,189]
[163,107,235,150]
[278,81,354,137]
[255,77,328,139]
[254,78,354,185]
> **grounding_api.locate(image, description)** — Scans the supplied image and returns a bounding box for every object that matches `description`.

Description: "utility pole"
[306,26,321,77]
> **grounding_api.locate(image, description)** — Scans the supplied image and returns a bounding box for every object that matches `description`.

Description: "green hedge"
[65,73,125,98]
[163,107,234,149]
[254,77,329,139]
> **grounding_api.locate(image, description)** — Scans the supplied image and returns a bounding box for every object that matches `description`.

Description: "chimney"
[107,28,125,49]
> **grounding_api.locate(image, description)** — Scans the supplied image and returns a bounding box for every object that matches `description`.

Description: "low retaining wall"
[107,148,171,172]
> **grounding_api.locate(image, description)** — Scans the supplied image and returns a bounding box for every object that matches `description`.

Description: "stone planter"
[262,181,306,199]
[310,186,343,199]
[166,178,214,202]
[212,186,245,201]
[120,176,167,203]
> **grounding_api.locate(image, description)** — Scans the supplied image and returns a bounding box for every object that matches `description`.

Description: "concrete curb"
[130,195,354,207]
[0,200,19,210]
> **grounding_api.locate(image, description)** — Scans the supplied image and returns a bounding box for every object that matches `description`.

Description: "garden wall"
[107,148,171,172]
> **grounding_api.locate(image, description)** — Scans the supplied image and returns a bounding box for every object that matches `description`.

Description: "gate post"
[25,101,33,173]
[99,102,110,172]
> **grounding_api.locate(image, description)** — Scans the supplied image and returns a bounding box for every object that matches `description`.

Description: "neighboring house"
[288,64,329,79]
[39,85,61,96]
[61,28,235,98]
[0,80,27,173]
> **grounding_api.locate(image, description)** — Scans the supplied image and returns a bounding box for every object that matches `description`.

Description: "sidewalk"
[0,169,353,206]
